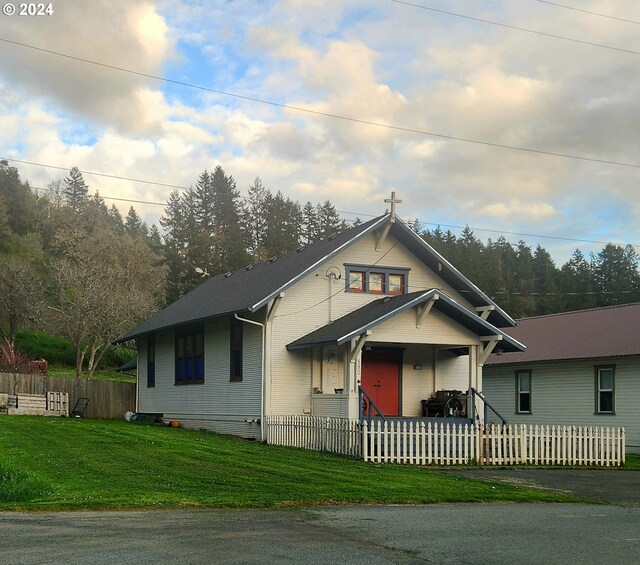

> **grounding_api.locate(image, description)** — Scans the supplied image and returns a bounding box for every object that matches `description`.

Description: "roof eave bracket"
[475,305,496,321]
[416,293,439,328]
[349,330,372,363]
[478,335,502,366]
[374,223,392,252]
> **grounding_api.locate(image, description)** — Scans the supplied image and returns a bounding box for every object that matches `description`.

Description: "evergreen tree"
[193,170,215,231]
[532,245,564,314]
[63,167,89,211]
[0,160,36,235]
[243,177,270,256]
[108,205,125,233]
[301,201,319,244]
[592,244,640,305]
[0,194,9,243]
[210,166,248,272]
[559,249,596,311]
[262,191,301,257]
[316,200,342,239]
[124,206,147,238]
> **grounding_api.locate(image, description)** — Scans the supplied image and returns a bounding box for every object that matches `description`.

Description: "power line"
[4,157,192,192]
[336,209,640,250]
[31,185,166,207]
[2,38,640,170]
[534,0,640,25]
[391,0,640,56]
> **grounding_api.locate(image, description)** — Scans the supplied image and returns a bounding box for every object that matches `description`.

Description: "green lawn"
[0,417,584,511]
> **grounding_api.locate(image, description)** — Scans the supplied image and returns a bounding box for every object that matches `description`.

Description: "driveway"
[441,467,640,505]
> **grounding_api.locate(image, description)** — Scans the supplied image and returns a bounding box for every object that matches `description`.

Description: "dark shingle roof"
[116,214,515,343]
[287,290,525,352]
[486,303,640,365]
[116,215,388,342]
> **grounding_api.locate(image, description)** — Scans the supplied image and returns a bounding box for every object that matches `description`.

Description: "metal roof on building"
[486,302,640,365]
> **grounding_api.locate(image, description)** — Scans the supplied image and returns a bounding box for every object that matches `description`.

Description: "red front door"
[361,350,401,417]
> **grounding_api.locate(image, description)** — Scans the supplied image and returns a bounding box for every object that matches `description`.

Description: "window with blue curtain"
[175,326,204,385]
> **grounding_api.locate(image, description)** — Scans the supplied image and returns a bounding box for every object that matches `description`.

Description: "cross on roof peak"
[384,191,402,222]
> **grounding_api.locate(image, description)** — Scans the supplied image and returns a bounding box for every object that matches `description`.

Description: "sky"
[1,0,639,263]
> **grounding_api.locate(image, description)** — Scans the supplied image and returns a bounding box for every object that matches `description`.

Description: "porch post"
[469,345,480,422]
[345,331,370,419]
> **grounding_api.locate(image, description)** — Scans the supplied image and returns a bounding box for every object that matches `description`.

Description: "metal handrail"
[470,387,507,425]
[358,385,387,423]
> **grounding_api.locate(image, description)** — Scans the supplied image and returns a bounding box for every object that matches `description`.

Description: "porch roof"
[286,290,525,352]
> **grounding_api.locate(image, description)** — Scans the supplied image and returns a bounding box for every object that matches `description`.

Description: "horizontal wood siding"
[138,317,263,438]
[483,357,640,453]
[311,394,349,418]
[0,372,134,419]
[372,308,479,345]
[436,350,469,392]
[270,232,479,416]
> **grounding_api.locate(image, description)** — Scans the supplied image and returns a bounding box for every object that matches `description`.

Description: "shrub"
[0,344,33,373]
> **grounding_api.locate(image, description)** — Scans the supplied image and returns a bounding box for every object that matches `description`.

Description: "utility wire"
[391,0,640,56]
[534,0,640,25]
[4,157,192,192]
[2,38,640,170]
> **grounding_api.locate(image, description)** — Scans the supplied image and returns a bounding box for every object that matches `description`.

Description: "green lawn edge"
[0,417,595,512]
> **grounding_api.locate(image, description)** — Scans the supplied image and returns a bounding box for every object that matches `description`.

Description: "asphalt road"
[1,503,639,564]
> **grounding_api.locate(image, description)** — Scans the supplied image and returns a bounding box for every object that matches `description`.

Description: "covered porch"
[287,290,524,423]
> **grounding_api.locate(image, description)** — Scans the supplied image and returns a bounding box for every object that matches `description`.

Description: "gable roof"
[486,303,640,365]
[287,290,525,352]
[116,214,513,343]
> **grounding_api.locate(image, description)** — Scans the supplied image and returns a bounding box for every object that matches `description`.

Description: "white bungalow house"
[116,199,524,441]
[483,304,640,454]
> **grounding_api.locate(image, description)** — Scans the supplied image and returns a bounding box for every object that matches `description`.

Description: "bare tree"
[45,232,165,377]
[0,256,41,362]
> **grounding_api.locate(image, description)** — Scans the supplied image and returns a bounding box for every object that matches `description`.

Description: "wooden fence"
[0,372,135,420]
[265,416,626,466]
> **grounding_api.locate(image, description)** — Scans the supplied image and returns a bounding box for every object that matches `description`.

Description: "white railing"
[265,416,626,467]
[265,415,361,457]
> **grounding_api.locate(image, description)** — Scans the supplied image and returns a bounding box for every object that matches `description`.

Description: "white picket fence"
[265,416,626,466]
[265,415,361,457]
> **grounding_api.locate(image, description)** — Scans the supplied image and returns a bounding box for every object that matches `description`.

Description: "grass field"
[0,417,585,511]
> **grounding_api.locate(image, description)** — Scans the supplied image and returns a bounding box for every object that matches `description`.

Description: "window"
[369,272,385,293]
[516,370,531,413]
[347,270,365,292]
[596,366,615,414]
[147,335,155,388]
[345,265,409,295]
[388,273,405,295]
[230,318,243,382]
[175,326,204,385]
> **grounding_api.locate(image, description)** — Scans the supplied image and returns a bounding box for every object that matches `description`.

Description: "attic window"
[345,265,409,295]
